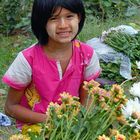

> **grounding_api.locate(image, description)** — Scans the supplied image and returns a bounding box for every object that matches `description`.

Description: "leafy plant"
[103,31,140,81]
[83,0,140,20]
[100,61,125,84]
[0,0,33,35]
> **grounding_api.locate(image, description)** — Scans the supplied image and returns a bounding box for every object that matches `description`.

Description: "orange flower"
[132,112,140,119]
[98,88,107,96]
[59,92,73,104]
[117,115,128,125]
[113,97,120,103]
[83,80,100,91]
[98,134,110,140]
[110,129,126,140]
[100,102,110,111]
[115,133,126,140]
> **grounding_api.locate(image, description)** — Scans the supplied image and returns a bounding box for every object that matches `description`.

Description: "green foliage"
[104,31,140,61]
[83,0,140,20]
[100,61,125,84]
[0,0,33,35]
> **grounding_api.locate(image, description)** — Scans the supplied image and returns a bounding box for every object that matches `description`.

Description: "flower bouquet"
[9,80,140,140]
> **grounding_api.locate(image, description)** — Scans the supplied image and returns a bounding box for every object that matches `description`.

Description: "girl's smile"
[56,31,71,38]
[46,7,80,44]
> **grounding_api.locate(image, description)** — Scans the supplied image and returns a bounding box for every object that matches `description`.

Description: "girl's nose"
[58,18,68,28]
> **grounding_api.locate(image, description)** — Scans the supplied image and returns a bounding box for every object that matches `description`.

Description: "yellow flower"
[47,92,81,120]
[116,94,124,101]
[98,134,110,140]
[109,129,119,136]
[111,84,124,95]
[47,102,60,110]
[130,130,140,140]
[9,134,30,140]
[47,102,62,117]
[22,124,42,135]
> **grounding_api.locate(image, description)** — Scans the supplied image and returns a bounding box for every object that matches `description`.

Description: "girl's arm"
[5,87,47,123]
[79,83,88,106]
[79,84,93,109]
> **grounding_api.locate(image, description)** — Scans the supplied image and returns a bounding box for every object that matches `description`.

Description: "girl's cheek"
[46,24,56,34]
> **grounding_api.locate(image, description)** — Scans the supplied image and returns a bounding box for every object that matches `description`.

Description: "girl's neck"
[44,40,72,53]
[43,40,73,61]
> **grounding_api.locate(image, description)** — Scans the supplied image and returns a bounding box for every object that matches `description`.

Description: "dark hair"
[31,0,85,45]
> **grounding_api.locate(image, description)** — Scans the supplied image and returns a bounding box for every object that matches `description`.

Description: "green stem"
[120,76,136,86]
[0,129,10,135]
[75,97,96,140]
[50,125,59,140]
[63,115,74,140]
[75,127,85,140]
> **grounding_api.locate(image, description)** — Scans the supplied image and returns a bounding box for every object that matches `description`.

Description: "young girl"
[2,0,101,128]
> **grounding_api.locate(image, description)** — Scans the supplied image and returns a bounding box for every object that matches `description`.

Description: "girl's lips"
[56,31,71,37]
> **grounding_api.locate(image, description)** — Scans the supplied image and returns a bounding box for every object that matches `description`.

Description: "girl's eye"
[67,15,75,19]
[49,17,58,21]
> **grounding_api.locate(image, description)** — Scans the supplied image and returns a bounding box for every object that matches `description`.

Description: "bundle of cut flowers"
[9,80,140,140]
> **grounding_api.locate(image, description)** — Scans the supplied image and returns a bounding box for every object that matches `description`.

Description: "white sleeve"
[2,52,32,89]
[84,51,101,81]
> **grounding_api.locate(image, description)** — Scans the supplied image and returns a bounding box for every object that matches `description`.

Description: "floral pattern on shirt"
[25,85,40,109]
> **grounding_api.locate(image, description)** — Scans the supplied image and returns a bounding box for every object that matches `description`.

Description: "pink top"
[2,40,101,127]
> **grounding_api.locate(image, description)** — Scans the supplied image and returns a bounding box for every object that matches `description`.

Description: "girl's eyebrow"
[52,12,75,17]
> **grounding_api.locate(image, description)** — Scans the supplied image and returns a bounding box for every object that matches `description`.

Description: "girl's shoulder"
[22,43,40,55]
[21,43,42,65]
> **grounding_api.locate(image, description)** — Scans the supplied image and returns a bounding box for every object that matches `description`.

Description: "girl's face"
[46,7,80,44]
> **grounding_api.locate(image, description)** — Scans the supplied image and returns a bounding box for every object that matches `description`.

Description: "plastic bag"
[86,37,132,79]
[101,25,138,42]
[0,112,11,126]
